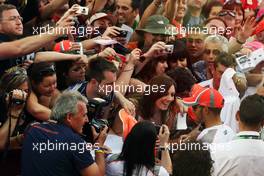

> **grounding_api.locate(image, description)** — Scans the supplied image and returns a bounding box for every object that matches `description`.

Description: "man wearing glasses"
[193,35,229,83]
[0,4,29,75]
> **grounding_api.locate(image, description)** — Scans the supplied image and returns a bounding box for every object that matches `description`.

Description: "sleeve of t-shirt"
[71,136,95,171]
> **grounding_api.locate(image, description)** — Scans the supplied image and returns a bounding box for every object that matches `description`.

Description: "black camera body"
[82,91,114,142]
[118,30,128,38]
[11,98,25,105]
[6,91,25,105]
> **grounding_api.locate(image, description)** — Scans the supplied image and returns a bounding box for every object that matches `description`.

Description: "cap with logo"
[136,15,174,35]
[183,84,224,108]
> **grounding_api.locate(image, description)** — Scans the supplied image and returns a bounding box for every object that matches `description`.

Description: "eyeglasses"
[204,49,221,56]
[0,16,23,22]
[187,38,203,44]
[218,11,236,18]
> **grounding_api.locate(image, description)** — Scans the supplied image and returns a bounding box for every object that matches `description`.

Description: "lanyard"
[237,135,261,140]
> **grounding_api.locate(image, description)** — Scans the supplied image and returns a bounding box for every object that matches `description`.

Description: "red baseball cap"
[183,85,224,108]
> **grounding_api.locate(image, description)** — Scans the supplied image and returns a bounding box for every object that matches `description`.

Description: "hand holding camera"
[91,125,108,146]
[102,26,121,37]
[144,42,168,58]
[6,89,28,119]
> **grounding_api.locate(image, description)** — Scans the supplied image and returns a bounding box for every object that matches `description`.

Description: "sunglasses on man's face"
[204,49,221,56]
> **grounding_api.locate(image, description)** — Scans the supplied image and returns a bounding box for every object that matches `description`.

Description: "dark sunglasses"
[204,49,221,56]
[218,11,236,18]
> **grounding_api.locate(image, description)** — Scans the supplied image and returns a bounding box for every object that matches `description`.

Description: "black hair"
[239,94,264,126]
[167,67,196,94]
[27,62,56,85]
[55,60,75,91]
[139,0,152,18]
[85,57,117,83]
[167,40,189,63]
[131,0,140,11]
[118,121,157,176]
[172,142,214,176]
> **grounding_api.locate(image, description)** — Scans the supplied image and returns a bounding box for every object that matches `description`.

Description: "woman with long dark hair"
[137,75,176,127]
[106,121,171,176]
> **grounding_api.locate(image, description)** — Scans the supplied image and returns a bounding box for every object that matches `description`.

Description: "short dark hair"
[28,62,56,85]
[0,4,16,19]
[208,107,222,115]
[172,142,213,176]
[239,94,264,126]
[215,52,236,68]
[167,67,196,94]
[85,57,117,82]
[131,0,140,10]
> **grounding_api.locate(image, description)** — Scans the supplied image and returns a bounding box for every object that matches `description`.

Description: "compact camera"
[76,7,89,15]
[165,45,174,54]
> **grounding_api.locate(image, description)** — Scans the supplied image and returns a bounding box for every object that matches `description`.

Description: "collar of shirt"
[236,131,260,139]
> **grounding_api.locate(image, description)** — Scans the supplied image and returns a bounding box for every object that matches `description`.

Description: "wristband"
[95,149,105,154]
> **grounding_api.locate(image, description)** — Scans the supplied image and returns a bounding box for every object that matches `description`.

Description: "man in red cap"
[183,86,235,144]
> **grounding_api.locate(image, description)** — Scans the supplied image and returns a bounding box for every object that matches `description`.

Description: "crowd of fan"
[0,0,264,175]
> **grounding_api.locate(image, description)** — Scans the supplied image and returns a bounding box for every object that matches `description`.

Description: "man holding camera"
[22,91,108,176]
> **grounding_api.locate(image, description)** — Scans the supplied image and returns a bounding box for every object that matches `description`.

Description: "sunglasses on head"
[218,11,236,17]
[38,65,56,76]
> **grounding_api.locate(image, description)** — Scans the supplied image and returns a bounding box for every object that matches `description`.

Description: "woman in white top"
[106,121,172,176]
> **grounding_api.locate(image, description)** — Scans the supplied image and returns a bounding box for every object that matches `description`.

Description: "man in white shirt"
[212,94,264,176]
[183,85,235,144]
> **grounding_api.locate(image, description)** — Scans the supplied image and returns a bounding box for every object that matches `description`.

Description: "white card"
[176,113,188,130]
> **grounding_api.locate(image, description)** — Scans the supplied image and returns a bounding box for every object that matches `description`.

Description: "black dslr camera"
[6,91,25,105]
[82,91,114,142]
[118,30,128,38]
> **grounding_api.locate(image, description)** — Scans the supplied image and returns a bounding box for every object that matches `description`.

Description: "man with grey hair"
[193,34,229,82]
[22,91,108,176]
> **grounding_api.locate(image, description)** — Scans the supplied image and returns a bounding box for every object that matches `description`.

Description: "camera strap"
[1,94,20,161]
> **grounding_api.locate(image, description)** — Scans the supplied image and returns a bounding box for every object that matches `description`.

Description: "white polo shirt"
[212,131,264,176]
[197,124,235,144]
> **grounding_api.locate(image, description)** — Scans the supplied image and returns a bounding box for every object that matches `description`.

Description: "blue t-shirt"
[21,122,94,176]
